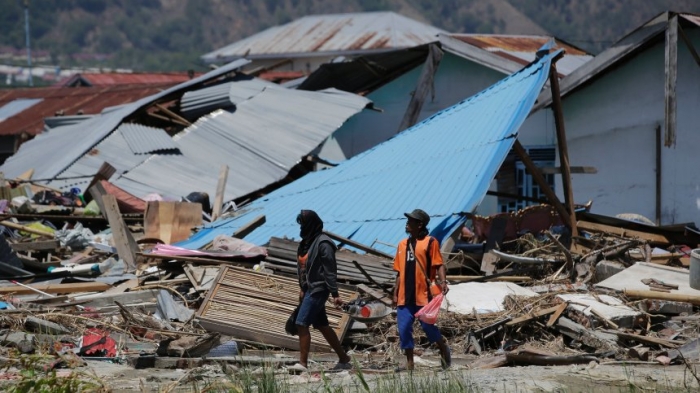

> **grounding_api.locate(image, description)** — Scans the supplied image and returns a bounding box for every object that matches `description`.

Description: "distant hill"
[0,0,698,73]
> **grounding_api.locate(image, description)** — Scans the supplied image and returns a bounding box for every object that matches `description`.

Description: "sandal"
[328,362,353,371]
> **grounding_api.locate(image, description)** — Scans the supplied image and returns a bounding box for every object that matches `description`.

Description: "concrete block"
[595,260,626,283]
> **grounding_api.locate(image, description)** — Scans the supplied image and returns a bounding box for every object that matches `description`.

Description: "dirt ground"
[14,353,696,392]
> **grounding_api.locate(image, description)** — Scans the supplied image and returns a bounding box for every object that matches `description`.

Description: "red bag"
[415,293,443,324]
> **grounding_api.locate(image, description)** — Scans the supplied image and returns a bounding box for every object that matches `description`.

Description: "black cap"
[404,209,430,226]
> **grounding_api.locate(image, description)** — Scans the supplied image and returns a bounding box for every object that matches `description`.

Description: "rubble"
[0,171,698,390]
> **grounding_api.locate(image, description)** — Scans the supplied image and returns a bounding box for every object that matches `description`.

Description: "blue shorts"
[397,305,442,350]
[295,290,329,329]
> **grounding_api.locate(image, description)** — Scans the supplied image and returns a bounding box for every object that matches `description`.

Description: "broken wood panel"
[144,201,202,244]
[211,165,229,222]
[196,266,355,351]
[577,220,671,245]
[101,194,139,272]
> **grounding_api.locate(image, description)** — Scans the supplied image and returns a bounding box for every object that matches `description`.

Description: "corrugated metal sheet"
[201,12,445,63]
[46,124,180,192]
[448,34,592,76]
[180,78,276,117]
[177,51,559,254]
[0,98,42,122]
[0,59,250,180]
[121,123,178,154]
[533,12,670,112]
[60,72,198,87]
[109,86,370,200]
[0,85,176,136]
[43,115,94,129]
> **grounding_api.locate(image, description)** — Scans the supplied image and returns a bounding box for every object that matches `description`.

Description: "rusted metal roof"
[201,11,446,63]
[59,72,199,87]
[0,84,178,136]
[448,34,592,76]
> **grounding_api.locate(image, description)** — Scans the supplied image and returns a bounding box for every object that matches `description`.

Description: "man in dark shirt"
[294,210,352,372]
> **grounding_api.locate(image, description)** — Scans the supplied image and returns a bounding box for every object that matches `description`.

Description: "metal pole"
[24,0,33,87]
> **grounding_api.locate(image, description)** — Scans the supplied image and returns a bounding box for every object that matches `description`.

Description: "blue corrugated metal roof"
[177,51,560,254]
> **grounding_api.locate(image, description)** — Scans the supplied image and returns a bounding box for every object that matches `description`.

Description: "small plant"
[8,356,107,393]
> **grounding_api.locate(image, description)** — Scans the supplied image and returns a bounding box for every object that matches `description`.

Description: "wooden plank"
[664,15,678,147]
[655,124,662,225]
[548,60,578,238]
[232,215,265,239]
[576,220,671,245]
[10,240,60,252]
[624,289,700,306]
[144,201,202,244]
[506,305,562,326]
[356,284,392,306]
[211,165,229,221]
[546,302,568,327]
[0,282,110,295]
[101,194,139,272]
[608,330,683,348]
[88,181,109,218]
[539,166,597,174]
[83,162,116,203]
[0,220,54,237]
[513,140,571,233]
[324,231,393,260]
[396,43,443,132]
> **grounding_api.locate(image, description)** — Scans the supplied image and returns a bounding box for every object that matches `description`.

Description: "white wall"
[541,27,700,225]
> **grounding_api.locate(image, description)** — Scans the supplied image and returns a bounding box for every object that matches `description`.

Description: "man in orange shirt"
[392,209,451,371]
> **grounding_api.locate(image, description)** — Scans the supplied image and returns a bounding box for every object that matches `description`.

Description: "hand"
[441,283,449,295]
[299,290,305,303]
[392,294,398,309]
[332,296,343,309]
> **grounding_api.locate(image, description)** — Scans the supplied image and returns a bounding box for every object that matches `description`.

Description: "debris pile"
[0,182,698,383]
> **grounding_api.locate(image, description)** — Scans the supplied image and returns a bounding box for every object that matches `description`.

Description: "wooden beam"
[147,112,190,127]
[324,231,394,260]
[10,240,59,252]
[664,15,678,147]
[211,165,229,221]
[513,140,572,232]
[546,302,568,327]
[83,162,116,204]
[548,62,578,238]
[506,305,562,326]
[356,284,392,306]
[396,43,443,133]
[0,282,111,295]
[607,330,682,348]
[232,215,266,239]
[577,220,671,245]
[655,124,661,225]
[0,220,54,237]
[539,166,597,174]
[101,194,139,272]
[624,289,700,306]
[155,103,192,126]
